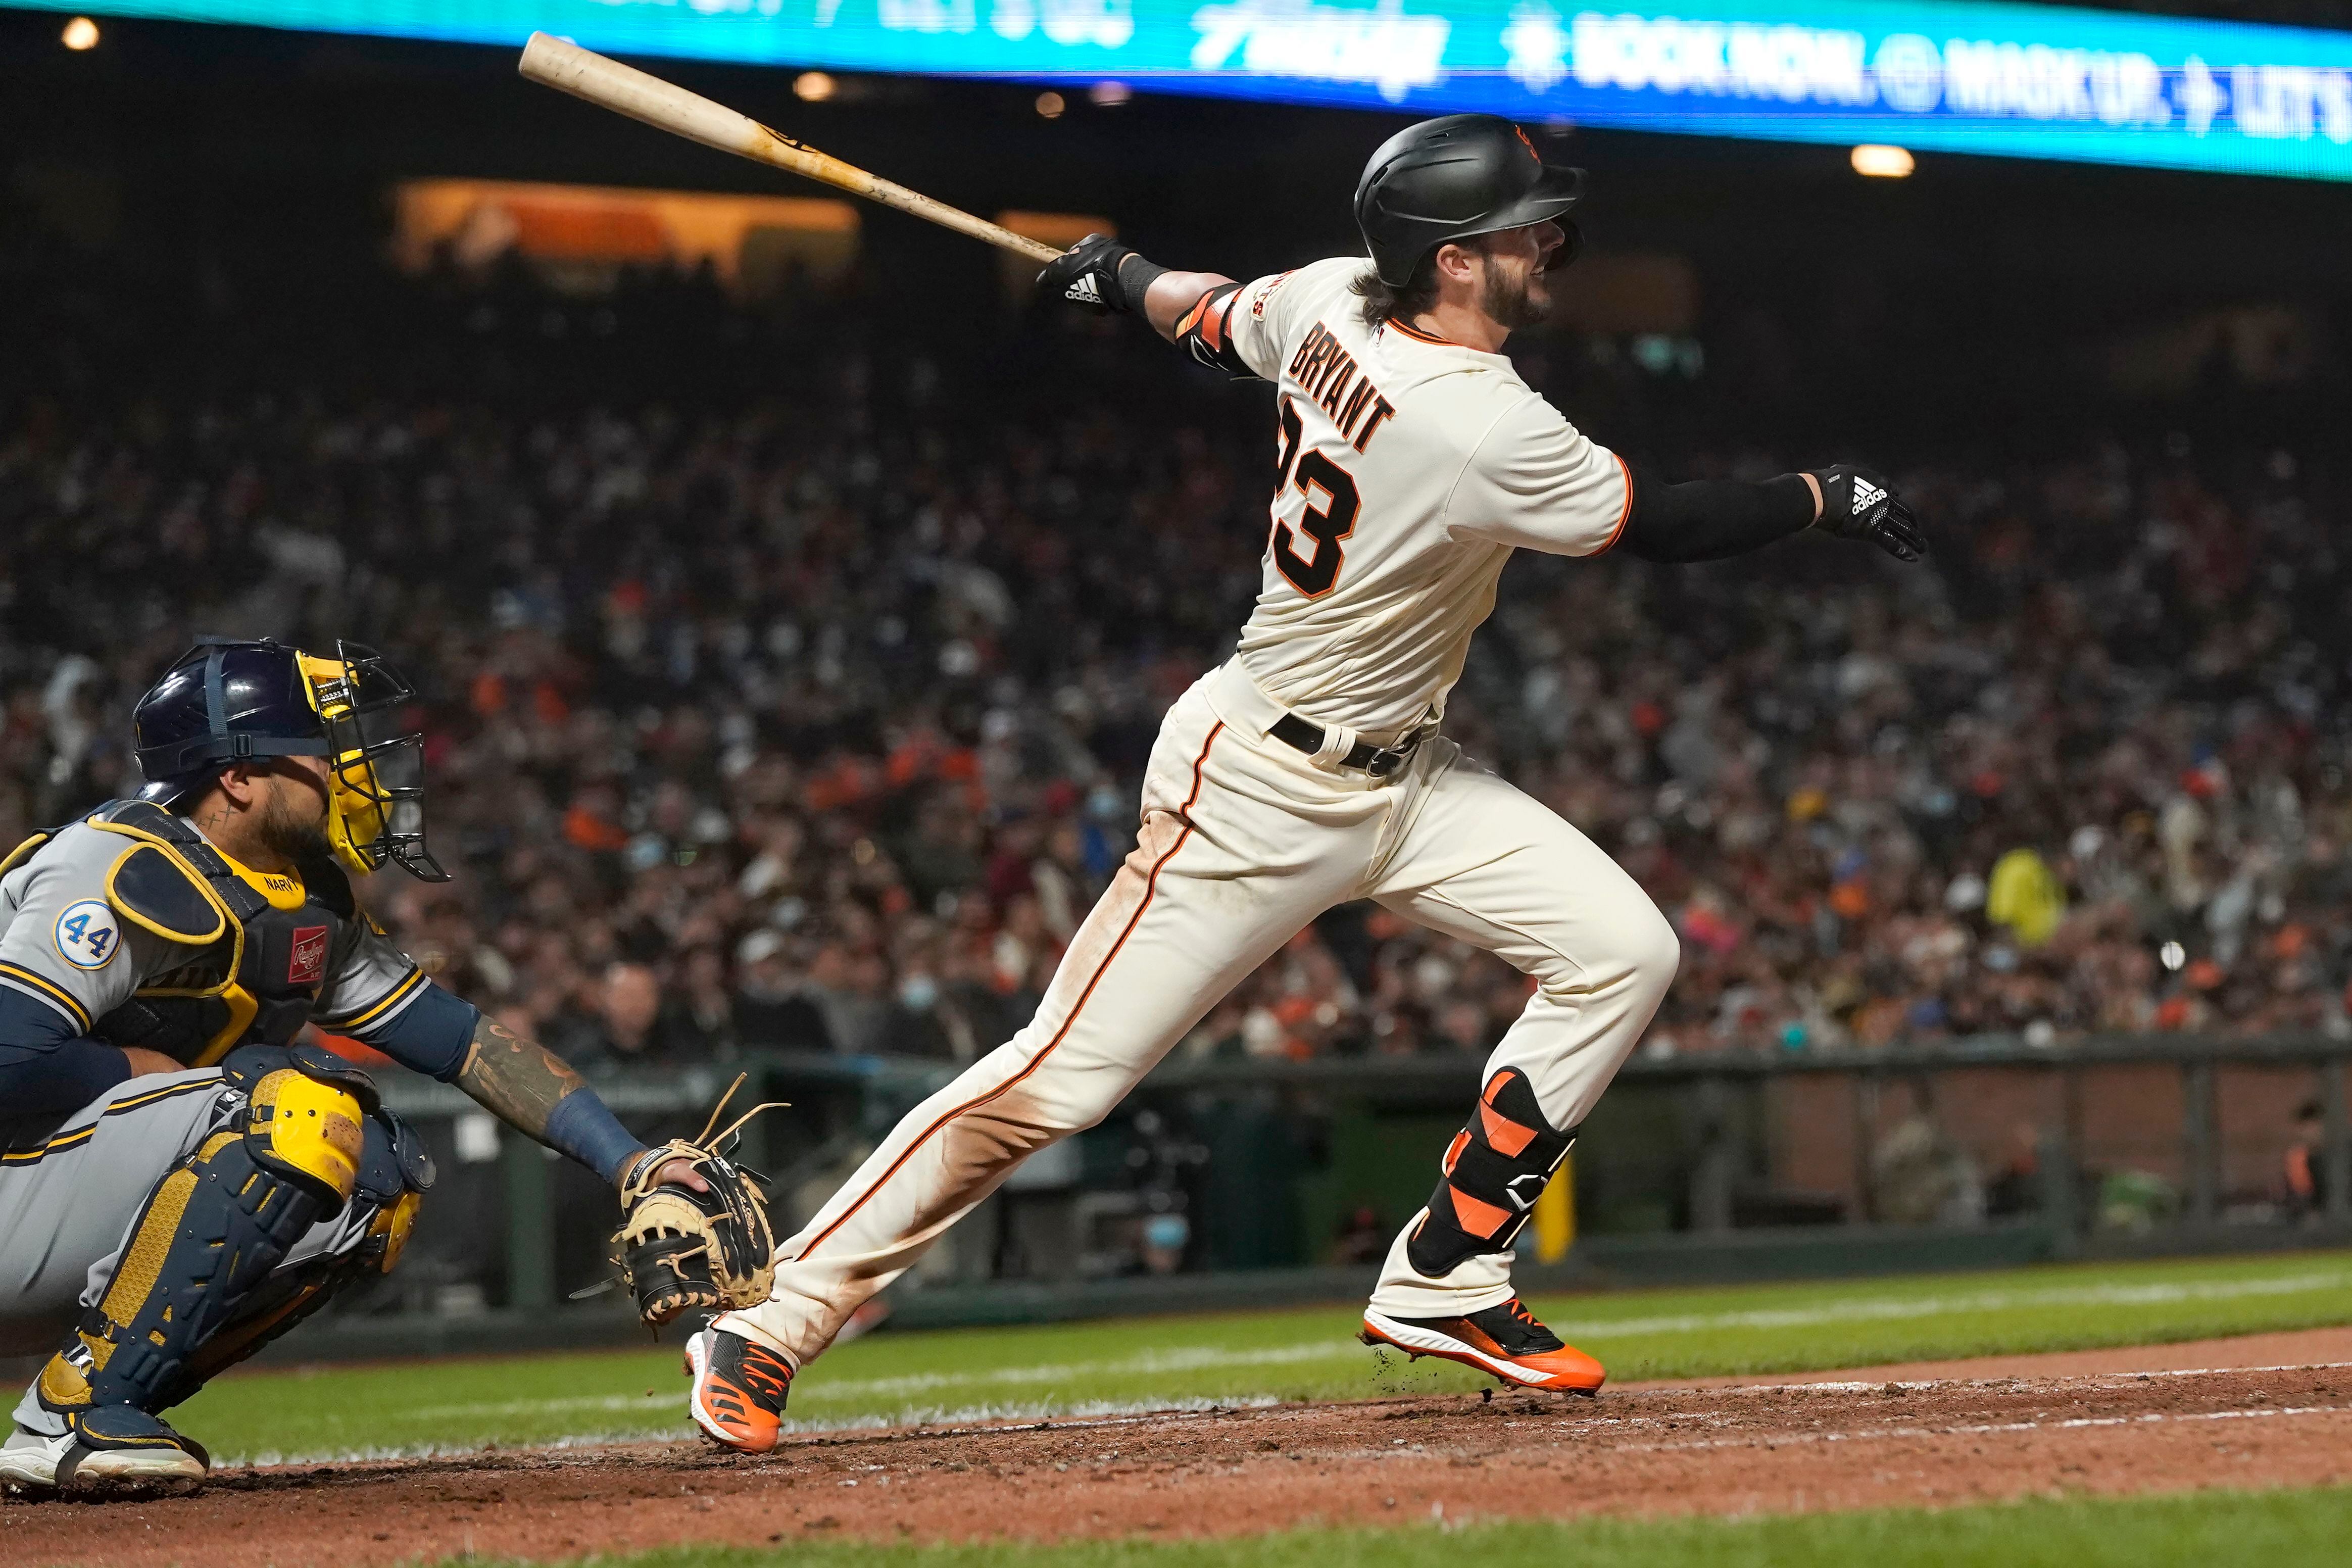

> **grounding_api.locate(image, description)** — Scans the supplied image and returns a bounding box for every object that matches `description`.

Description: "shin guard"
[37,1067,366,1416]
[1405,1067,1575,1279]
[153,1106,431,1411]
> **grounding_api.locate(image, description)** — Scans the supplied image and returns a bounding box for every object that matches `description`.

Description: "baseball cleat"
[1360,1297,1607,1395]
[0,1412,210,1494]
[683,1327,794,1453]
[0,1426,73,1494]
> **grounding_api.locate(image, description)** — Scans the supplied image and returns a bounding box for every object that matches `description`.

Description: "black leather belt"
[1269,713,1423,777]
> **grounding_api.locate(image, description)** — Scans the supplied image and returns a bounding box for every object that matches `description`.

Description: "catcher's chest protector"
[77,800,365,1067]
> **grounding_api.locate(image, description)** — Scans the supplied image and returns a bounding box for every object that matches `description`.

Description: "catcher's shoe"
[0,1411,210,1494]
[683,1327,794,1453]
[1360,1298,1607,1395]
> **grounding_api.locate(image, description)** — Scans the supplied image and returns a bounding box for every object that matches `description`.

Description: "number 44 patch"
[54,900,121,970]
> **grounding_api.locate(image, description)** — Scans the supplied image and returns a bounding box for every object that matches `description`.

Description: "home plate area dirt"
[14,1330,2352,1567]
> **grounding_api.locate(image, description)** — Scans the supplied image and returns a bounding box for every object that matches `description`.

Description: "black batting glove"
[1039,233,1145,316]
[1811,464,1927,562]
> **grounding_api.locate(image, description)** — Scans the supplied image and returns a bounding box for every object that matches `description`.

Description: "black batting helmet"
[1355,114,1586,287]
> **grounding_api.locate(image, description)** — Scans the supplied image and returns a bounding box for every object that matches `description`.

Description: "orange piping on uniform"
[1384,318,1456,347]
[1590,452,1634,556]
[798,723,1226,1259]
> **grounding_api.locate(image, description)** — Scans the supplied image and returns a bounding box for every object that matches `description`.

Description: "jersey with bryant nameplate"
[716,253,1664,1401]
[0,802,425,1116]
[1200,256,1631,742]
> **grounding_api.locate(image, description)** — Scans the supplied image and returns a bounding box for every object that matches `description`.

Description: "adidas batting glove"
[1811,464,1927,562]
[1038,234,1159,316]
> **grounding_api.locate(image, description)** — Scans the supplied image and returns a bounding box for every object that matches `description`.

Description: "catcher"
[0,638,772,1493]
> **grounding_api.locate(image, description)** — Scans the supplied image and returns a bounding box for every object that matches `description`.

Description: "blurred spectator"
[4,235,2350,1079]
[2285,1098,2333,1217]
[731,930,833,1052]
[555,961,720,1068]
[1869,1114,1984,1226]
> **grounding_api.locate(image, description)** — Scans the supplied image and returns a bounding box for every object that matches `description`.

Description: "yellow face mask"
[295,646,450,883]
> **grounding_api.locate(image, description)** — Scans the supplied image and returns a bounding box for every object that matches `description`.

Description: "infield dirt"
[11,1328,2352,1566]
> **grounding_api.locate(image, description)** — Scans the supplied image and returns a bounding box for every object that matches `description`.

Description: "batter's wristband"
[543,1089,646,1186]
[1115,253,1169,312]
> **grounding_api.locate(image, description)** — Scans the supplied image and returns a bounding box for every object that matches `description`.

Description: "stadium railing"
[339,1030,2352,1356]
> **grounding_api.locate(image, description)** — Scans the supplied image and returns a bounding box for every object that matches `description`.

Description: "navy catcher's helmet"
[1355,114,1586,287]
[134,639,329,801]
[133,638,449,881]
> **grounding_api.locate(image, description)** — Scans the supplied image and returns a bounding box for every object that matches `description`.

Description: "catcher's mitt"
[613,1075,783,1327]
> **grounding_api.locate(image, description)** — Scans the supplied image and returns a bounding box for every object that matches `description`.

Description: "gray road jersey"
[0,811,425,1064]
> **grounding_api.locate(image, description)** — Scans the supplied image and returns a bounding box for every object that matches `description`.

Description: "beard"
[255,785,338,868]
[1481,263,1551,331]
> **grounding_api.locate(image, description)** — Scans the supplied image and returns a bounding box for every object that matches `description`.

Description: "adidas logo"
[1065,274,1104,305]
[1852,477,1886,515]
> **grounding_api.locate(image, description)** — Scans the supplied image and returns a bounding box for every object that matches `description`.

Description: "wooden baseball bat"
[518,32,1063,265]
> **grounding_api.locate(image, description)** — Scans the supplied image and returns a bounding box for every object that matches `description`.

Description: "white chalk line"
[231,1391,2352,1474]
[224,1396,1278,1469]
[1620,1358,2352,1399]
[393,1269,2352,1426]
[231,1360,2352,1470]
[1512,1401,2352,1459]
[1549,1269,2352,1341]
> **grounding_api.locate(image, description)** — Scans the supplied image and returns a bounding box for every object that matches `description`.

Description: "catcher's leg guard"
[1405,1066,1576,1279]
[35,1055,369,1422]
[151,1106,432,1412]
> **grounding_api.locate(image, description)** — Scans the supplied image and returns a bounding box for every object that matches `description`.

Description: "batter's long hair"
[1353,255,1441,331]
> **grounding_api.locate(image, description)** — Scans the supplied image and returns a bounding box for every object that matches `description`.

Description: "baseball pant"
[2,1069,377,1434]
[720,658,1679,1368]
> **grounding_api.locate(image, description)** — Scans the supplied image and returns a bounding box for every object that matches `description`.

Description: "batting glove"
[1811,465,1927,562]
[1039,234,1146,316]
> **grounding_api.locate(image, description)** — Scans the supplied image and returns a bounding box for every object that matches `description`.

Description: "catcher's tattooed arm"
[453,1013,578,1130]
[455,1013,705,1193]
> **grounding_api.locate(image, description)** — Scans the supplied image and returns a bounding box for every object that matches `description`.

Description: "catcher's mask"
[133,637,450,882]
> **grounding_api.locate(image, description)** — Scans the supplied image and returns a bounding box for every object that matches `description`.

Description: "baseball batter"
[683,114,1924,1447]
[0,639,709,1493]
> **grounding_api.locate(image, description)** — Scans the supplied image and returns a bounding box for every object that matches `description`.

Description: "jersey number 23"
[1269,395,1361,599]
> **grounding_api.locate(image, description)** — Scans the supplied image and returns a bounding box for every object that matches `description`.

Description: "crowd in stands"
[5,237,2349,1077]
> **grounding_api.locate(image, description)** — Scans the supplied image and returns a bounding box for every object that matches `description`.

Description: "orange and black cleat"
[1360,1297,1606,1395]
[683,1327,796,1452]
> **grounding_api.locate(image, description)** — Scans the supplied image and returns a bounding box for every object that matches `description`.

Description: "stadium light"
[1035,91,1065,120]
[793,71,835,103]
[1851,144,1916,178]
[61,15,99,49]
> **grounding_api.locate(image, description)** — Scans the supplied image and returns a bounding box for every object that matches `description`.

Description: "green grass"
[425,1488,2352,1568]
[176,1249,2352,1465]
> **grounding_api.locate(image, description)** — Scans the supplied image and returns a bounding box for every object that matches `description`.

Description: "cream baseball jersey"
[1209,257,1632,740]
[719,252,1684,1391]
